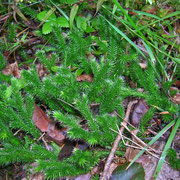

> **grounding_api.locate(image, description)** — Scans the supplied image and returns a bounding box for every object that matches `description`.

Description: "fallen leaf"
[139,61,147,70]
[58,140,75,161]
[3,50,10,57]
[173,93,180,104]
[36,63,47,79]
[76,74,93,82]
[75,173,91,180]
[2,61,21,78]
[131,99,149,127]
[47,124,67,146]
[125,146,149,166]
[32,104,52,132]
[142,140,180,180]
[174,80,180,88]
[111,162,145,180]
[32,104,67,146]
[169,87,180,104]
[22,162,45,180]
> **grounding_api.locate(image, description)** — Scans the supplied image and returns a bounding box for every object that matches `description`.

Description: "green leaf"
[111,163,145,180]
[48,13,56,22]
[37,11,47,21]
[56,17,69,27]
[85,26,95,33]
[42,22,52,34]
[37,8,56,24]
[76,69,84,76]
[133,10,160,20]
[173,58,180,64]
[70,4,79,30]
[51,66,59,72]
[76,16,87,30]
[5,86,12,99]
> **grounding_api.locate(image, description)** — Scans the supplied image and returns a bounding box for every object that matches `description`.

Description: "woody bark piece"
[100,100,138,180]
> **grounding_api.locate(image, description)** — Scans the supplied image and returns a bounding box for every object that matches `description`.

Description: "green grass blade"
[49,0,69,21]
[112,0,145,39]
[153,117,180,179]
[101,16,146,58]
[102,6,180,64]
[126,120,175,169]
[143,41,155,63]
[139,11,180,31]
[133,10,161,20]
[112,4,117,14]
[147,30,178,49]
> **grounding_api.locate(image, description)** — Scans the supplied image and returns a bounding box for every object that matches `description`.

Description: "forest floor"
[0,0,180,180]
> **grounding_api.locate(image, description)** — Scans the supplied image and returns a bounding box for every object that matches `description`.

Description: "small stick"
[42,136,50,151]
[111,128,161,160]
[100,100,138,180]
[121,123,155,153]
[37,132,45,142]
[13,129,21,136]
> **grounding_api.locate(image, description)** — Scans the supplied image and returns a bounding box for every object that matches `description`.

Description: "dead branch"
[100,100,138,180]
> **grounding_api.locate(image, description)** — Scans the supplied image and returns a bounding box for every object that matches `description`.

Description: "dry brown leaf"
[124,140,149,167]
[125,147,140,162]
[75,173,91,180]
[131,99,149,127]
[22,162,45,180]
[2,61,21,78]
[169,87,180,104]
[139,61,147,70]
[143,140,180,180]
[32,104,52,132]
[76,74,93,82]
[173,94,180,104]
[47,124,67,146]
[36,64,47,79]
[174,80,180,88]
[58,140,75,161]
[32,104,67,146]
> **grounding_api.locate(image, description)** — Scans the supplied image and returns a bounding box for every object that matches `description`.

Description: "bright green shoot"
[153,117,180,179]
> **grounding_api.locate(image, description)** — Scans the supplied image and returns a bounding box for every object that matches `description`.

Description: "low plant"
[0,0,179,179]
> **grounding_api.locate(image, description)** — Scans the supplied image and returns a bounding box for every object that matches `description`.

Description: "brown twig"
[100,100,138,180]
